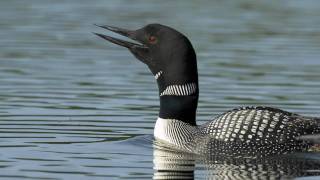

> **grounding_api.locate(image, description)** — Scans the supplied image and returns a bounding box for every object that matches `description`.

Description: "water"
[1,0,320,179]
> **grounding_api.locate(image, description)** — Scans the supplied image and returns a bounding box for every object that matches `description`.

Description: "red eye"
[148,36,157,44]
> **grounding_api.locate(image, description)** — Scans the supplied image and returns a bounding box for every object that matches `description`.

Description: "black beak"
[94,24,147,50]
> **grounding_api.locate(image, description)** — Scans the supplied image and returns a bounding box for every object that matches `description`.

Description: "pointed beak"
[94,24,147,50]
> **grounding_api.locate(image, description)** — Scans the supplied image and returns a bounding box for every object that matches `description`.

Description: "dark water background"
[1,0,320,179]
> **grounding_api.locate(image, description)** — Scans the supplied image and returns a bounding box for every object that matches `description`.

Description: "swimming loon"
[94,24,320,157]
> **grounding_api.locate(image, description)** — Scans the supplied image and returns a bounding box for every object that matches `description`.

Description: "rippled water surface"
[1,0,320,179]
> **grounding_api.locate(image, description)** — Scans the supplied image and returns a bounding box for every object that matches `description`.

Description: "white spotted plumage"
[155,106,319,156]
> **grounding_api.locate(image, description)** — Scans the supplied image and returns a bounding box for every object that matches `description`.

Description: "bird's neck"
[153,38,198,126]
[155,71,199,126]
[159,94,198,126]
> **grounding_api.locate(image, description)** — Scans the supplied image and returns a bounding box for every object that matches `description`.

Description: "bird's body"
[95,23,320,157]
[155,106,319,156]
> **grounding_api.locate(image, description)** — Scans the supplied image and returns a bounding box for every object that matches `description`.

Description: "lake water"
[1,0,320,179]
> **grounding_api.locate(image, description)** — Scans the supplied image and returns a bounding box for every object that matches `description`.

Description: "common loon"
[94,24,320,157]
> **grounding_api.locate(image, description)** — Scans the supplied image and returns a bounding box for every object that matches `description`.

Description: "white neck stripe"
[160,83,197,96]
[155,71,163,80]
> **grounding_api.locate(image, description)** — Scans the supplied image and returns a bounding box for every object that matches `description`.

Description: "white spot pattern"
[160,83,197,96]
[153,107,319,157]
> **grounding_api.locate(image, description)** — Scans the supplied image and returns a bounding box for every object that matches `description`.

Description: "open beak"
[94,24,147,50]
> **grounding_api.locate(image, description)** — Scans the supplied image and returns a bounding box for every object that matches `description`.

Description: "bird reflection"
[153,139,320,180]
[153,141,196,179]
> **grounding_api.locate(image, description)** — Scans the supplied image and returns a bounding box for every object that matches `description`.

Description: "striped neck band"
[155,71,163,80]
[160,83,197,96]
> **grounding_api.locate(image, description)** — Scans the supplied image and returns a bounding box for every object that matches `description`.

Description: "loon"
[94,24,320,157]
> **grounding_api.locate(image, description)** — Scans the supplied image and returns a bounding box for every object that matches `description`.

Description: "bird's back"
[196,106,319,156]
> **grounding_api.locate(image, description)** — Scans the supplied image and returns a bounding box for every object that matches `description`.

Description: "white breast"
[154,117,199,149]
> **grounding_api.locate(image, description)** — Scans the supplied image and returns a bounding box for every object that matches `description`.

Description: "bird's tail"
[308,117,320,134]
[295,117,320,144]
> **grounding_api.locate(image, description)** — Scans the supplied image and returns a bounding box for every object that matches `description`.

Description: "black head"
[94,24,197,84]
[95,24,198,125]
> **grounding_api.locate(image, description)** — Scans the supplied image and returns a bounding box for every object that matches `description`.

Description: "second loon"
[94,24,320,157]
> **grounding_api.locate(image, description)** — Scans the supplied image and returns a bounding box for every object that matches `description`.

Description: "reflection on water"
[153,140,320,179]
[153,145,196,179]
[1,0,320,179]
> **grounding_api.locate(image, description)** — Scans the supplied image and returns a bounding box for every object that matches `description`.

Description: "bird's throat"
[159,91,198,126]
